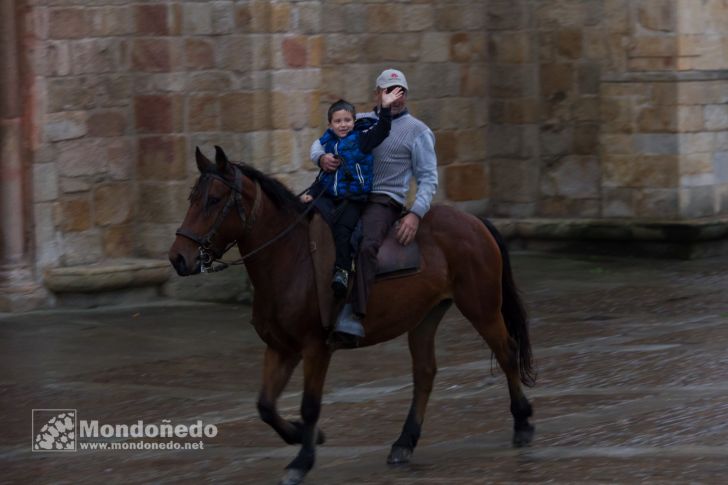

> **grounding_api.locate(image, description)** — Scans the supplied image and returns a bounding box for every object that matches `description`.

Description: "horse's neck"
[239,204,311,295]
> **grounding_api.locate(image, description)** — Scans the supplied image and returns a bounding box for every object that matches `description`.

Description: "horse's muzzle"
[169,250,201,276]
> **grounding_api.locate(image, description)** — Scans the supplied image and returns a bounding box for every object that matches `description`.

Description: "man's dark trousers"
[350,194,402,317]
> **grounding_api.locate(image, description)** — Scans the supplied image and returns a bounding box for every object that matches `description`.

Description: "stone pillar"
[0,0,45,310]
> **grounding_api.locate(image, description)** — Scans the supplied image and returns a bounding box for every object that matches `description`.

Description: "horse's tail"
[481,218,536,387]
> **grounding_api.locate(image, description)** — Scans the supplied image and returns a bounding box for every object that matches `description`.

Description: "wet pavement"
[2,251,727,484]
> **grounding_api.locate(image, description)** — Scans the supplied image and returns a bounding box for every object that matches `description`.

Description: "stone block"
[583,28,609,61]
[135,4,168,35]
[677,106,704,132]
[298,2,322,33]
[88,6,133,36]
[96,75,134,108]
[58,196,92,232]
[602,187,636,218]
[57,139,107,177]
[132,39,172,72]
[45,112,87,142]
[188,95,219,132]
[282,36,308,68]
[418,32,450,63]
[183,2,213,34]
[42,41,71,77]
[539,197,600,218]
[270,2,292,32]
[629,36,677,57]
[714,152,728,182]
[34,163,59,203]
[49,8,88,39]
[220,92,271,132]
[60,178,92,194]
[324,34,366,64]
[556,30,582,59]
[487,125,538,159]
[271,69,320,91]
[632,188,679,218]
[450,32,486,63]
[35,202,61,267]
[137,136,188,180]
[102,225,134,258]
[490,64,538,98]
[487,0,527,30]
[638,0,675,32]
[367,4,404,33]
[680,186,715,218]
[211,1,235,34]
[578,63,601,95]
[704,105,728,131]
[600,97,634,133]
[456,129,487,163]
[490,32,531,64]
[715,132,728,150]
[138,182,190,224]
[134,95,184,134]
[94,183,133,226]
[574,124,600,154]
[603,154,679,188]
[271,91,310,130]
[403,4,435,32]
[435,4,486,31]
[491,158,538,204]
[535,0,590,29]
[637,106,678,133]
[61,231,103,266]
[87,110,127,137]
[71,39,123,75]
[435,131,457,165]
[460,64,488,100]
[678,133,715,154]
[308,36,324,68]
[573,97,600,122]
[680,152,714,179]
[235,1,269,33]
[445,163,489,202]
[634,133,679,154]
[540,125,573,157]
[188,72,233,92]
[269,130,298,173]
[541,155,600,198]
[540,64,574,99]
[106,138,134,181]
[364,34,421,63]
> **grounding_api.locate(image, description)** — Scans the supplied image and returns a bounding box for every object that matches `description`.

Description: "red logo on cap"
[391,73,398,78]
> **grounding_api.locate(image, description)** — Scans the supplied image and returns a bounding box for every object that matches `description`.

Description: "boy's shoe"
[331,268,349,298]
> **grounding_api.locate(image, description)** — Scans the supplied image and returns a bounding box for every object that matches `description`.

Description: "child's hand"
[381,87,404,108]
[300,193,313,203]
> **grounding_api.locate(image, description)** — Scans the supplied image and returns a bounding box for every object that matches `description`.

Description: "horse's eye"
[208,196,221,206]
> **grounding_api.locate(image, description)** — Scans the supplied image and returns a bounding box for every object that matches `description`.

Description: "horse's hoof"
[512,424,534,447]
[387,445,412,464]
[279,468,306,485]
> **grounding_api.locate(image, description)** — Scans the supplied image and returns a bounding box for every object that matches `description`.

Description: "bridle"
[175,164,261,272]
[175,163,323,273]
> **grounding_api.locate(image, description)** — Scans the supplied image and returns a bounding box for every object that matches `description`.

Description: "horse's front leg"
[280,342,331,485]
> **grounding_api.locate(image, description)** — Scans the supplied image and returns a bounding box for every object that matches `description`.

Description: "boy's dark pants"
[350,194,402,317]
[332,199,365,272]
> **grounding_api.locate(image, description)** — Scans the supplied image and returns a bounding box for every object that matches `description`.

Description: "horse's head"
[169,146,255,276]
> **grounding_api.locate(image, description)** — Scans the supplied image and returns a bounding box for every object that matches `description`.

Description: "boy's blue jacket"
[310,108,392,200]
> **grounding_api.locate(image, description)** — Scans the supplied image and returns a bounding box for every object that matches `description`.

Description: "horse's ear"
[214,145,229,172]
[195,146,212,173]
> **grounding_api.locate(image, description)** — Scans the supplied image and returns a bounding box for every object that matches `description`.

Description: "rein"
[175,164,324,273]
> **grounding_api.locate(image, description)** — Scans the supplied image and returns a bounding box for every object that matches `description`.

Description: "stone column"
[0,0,45,310]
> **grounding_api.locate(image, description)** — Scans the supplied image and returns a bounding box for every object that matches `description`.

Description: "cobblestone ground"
[1,252,727,484]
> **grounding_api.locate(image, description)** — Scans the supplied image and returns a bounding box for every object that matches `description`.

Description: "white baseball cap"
[375,69,409,91]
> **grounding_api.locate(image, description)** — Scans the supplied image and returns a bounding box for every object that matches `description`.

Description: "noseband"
[175,165,261,269]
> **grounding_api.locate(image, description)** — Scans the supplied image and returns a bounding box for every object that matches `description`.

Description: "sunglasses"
[385,86,407,94]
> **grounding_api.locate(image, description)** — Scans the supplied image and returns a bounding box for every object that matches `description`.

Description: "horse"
[169,146,536,485]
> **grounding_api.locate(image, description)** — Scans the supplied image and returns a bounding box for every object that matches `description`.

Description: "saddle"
[308,213,420,329]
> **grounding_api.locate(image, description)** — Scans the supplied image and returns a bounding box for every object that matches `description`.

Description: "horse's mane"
[189,162,306,216]
[236,163,307,214]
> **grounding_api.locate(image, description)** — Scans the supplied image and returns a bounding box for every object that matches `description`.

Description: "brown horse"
[169,147,535,485]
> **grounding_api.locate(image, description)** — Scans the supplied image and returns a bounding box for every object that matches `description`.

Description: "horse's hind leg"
[257,346,325,446]
[387,300,451,465]
[454,293,534,446]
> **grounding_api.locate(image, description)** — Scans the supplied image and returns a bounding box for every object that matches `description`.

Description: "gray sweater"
[310,109,438,218]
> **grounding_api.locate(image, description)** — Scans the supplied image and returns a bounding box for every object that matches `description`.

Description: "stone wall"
[23,0,488,272]
[3,0,727,304]
[486,0,728,219]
